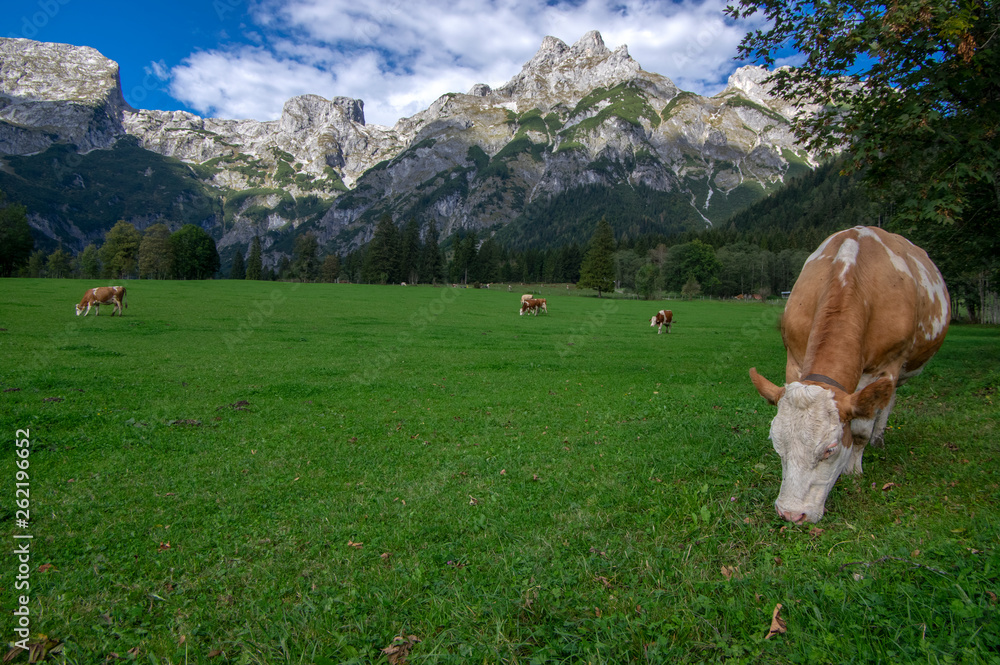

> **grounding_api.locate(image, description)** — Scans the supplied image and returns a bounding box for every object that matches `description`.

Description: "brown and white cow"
[749,226,949,523]
[519,298,547,316]
[75,286,127,317]
[650,309,673,334]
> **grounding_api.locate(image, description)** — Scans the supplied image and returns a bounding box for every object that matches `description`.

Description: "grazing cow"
[650,309,673,334]
[519,298,547,316]
[749,226,949,523]
[521,294,533,303]
[75,286,127,317]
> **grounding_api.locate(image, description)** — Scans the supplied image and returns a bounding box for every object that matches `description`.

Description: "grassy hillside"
[2,280,997,663]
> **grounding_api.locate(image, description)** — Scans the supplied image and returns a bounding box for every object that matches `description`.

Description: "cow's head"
[649,315,658,327]
[749,368,893,523]
[75,304,84,316]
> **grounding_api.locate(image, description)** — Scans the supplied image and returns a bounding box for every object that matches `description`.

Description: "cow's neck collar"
[802,373,848,393]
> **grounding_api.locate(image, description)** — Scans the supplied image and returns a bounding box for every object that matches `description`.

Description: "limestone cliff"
[0,33,821,262]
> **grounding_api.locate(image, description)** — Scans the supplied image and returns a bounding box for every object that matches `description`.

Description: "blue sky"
[3,0,771,127]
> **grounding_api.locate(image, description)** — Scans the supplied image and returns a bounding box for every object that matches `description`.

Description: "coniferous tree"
[230,248,246,280]
[246,236,263,280]
[398,218,422,284]
[420,219,445,284]
[476,236,501,283]
[577,217,616,297]
[320,254,341,283]
[0,193,33,277]
[451,231,478,284]
[363,213,399,284]
[277,256,291,280]
[292,232,320,282]
[170,224,220,279]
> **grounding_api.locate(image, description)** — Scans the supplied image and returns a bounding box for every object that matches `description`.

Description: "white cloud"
[167,0,762,126]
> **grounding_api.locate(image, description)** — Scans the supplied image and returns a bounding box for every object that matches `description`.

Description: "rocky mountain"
[0,32,820,265]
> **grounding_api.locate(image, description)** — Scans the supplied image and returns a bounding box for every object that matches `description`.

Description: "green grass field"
[2,279,998,664]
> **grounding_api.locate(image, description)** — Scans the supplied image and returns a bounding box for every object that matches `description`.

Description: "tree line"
[0,207,221,280]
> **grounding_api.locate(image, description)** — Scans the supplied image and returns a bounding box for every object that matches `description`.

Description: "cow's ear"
[749,368,784,405]
[845,378,894,420]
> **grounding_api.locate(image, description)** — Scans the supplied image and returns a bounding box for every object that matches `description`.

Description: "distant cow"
[521,294,533,303]
[520,298,547,316]
[650,309,672,333]
[76,286,127,317]
[749,226,949,523]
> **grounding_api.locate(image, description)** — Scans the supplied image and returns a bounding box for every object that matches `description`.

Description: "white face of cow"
[75,304,84,316]
[768,383,851,524]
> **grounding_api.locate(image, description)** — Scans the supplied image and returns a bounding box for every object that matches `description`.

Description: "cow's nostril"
[778,508,808,524]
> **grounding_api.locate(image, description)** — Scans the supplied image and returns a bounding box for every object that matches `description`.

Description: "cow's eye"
[821,445,838,460]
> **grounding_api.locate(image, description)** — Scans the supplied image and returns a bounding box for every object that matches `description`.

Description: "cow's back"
[781,226,949,387]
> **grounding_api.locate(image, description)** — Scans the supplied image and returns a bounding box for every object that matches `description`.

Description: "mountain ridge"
[0,32,819,264]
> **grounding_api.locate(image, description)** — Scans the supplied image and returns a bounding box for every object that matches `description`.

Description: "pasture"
[2,279,998,664]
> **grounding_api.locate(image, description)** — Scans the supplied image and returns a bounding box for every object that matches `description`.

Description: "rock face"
[0,38,131,154]
[0,33,820,260]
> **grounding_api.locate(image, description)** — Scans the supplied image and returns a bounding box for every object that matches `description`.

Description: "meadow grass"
[2,279,998,664]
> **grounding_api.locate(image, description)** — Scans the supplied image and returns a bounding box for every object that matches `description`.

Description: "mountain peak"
[570,30,608,57]
[495,31,641,109]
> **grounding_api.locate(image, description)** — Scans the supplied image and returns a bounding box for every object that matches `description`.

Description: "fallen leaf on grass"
[38,563,56,573]
[158,542,171,552]
[765,603,786,639]
[595,575,612,589]
[721,565,741,580]
[809,527,825,538]
[882,482,898,491]
[381,635,420,665]
[207,649,224,658]
[469,495,479,505]
[381,552,392,561]
[347,540,363,549]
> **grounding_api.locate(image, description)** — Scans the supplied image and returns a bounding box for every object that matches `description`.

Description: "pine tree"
[452,231,477,284]
[577,217,616,297]
[169,224,220,279]
[292,232,320,282]
[420,219,444,284]
[320,254,341,283]
[0,192,33,277]
[362,213,399,284]
[398,218,422,284]
[230,248,246,280]
[246,236,263,280]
